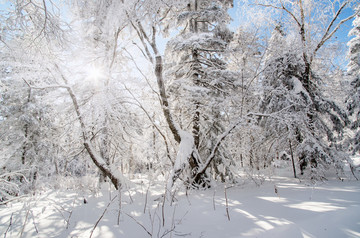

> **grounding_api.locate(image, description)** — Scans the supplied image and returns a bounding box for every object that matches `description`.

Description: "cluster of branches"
[0,0,359,202]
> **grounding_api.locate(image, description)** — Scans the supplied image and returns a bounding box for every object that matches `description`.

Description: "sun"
[87,66,105,81]
[85,64,107,87]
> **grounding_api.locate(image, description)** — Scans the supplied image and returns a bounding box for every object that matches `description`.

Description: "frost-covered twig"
[123,84,174,165]
[162,187,167,227]
[126,188,134,204]
[168,205,177,238]
[50,197,75,229]
[125,212,152,237]
[53,205,71,229]
[89,195,117,238]
[143,183,150,214]
[4,213,13,238]
[30,210,39,234]
[66,210,73,229]
[185,188,191,205]
[0,196,27,206]
[19,209,30,238]
[123,48,160,97]
[117,190,122,225]
[245,169,262,187]
[312,2,356,59]
[224,187,230,221]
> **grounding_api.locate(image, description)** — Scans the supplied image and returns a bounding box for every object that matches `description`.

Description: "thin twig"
[122,84,173,165]
[213,190,216,211]
[110,25,126,69]
[89,195,117,238]
[162,189,166,227]
[30,210,38,234]
[144,183,150,214]
[125,213,152,236]
[53,206,70,228]
[0,196,27,206]
[168,205,177,238]
[127,188,134,204]
[66,211,72,229]
[224,187,230,221]
[20,209,30,237]
[4,213,13,238]
[117,190,122,225]
[185,188,191,205]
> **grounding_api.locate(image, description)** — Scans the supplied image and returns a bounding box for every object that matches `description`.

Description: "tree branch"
[29,64,123,190]
[312,4,355,60]
[123,84,174,165]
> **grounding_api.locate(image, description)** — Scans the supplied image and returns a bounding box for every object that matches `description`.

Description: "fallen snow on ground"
[1,173,359,238]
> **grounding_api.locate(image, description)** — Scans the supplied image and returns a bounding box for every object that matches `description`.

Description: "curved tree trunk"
[55,65,123,190]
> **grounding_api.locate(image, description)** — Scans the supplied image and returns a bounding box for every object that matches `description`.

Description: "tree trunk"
[84,142,121,190]
[154,56,181,143]
[289,140,297,178]
[54,66,123,190]
[21,86,32,165]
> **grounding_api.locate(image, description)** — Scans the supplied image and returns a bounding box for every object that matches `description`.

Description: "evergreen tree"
[166,0,236,185]
[0,52,60,199]
[259,25,350,179]
[346,5,360,155]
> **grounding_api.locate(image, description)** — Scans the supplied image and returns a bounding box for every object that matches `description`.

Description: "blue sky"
[0,0,356,67]
[228,0,356,69]
[0,1,11,10]
[0,0,355,44]
[229,0,355,42]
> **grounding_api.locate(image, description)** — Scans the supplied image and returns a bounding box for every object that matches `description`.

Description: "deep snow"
[1,165,360,238]
[0,177,360,238]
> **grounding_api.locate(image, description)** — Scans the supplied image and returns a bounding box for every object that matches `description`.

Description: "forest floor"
[1,160,360,238]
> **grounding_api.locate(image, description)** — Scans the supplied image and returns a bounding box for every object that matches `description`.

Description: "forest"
[0,0,360,237]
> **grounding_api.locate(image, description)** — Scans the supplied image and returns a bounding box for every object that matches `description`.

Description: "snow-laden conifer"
[346,5,360,154]
[165,0,237,186]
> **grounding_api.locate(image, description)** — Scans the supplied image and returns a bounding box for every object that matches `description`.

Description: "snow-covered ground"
[1,177,359,238]
[1,161,360,238]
